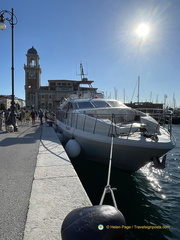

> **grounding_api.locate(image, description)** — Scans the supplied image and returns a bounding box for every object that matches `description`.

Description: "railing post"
[83,115,86,131]
[93,115,98,134]
[75,113,78,129]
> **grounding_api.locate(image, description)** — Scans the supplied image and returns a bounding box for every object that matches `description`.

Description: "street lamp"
[0,8,18,131]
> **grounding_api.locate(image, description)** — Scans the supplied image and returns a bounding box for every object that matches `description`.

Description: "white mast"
[137,76,140,104]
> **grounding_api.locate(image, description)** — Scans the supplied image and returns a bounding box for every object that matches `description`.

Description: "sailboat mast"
[137,76,140,104]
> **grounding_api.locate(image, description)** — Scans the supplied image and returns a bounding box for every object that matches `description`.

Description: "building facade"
[0,95,25,110]
[24,47,97,111]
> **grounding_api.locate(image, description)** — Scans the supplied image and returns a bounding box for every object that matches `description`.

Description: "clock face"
[29,72,35,78]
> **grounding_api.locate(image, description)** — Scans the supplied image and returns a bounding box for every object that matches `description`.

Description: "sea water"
[71,125,180,240]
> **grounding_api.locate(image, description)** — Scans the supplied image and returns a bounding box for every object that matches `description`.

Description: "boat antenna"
[80,62,85,80]
[77,62,88,81]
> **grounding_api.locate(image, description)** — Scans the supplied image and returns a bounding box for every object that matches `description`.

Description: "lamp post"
[0,8,18,131]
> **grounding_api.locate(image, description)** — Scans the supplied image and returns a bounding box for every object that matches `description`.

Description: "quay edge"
[23,123,91,240]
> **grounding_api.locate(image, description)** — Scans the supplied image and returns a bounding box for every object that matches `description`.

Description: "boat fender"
[61,205,126,240]
[57,132,64,142]
[65,139,81,158]
[152,155,166,169]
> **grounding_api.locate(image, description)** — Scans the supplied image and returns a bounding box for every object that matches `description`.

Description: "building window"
[49,103,52,109]
[41,95,44,98]
[50,82,56,86]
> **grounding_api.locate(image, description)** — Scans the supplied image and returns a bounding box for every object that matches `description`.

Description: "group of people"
[0,108,45,132]
[17,109,44,125]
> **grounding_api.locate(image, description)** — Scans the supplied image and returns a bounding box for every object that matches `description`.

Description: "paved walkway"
[0,121,91,240]
[0,123,41,240]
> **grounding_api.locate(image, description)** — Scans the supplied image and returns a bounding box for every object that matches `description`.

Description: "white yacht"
[56,90,175,172]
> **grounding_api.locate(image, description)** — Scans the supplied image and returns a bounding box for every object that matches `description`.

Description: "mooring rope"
[99,134,118,208]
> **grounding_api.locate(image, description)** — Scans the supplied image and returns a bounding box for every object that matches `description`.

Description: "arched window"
[30,59,36,67]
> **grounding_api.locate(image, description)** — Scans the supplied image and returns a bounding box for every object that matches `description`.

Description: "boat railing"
[58,110,173,140]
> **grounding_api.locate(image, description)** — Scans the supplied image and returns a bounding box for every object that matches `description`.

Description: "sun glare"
[135,23,150,38]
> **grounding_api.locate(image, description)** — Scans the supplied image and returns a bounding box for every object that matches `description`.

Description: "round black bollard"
[61,205,126,240]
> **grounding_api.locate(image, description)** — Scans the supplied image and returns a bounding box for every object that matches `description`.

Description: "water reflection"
[69,126,179,239]
[71,156,173,240]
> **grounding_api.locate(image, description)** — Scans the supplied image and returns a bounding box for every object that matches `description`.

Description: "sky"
[0,0,180,108]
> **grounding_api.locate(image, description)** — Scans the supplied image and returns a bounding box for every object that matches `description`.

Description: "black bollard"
[61,205,126,240]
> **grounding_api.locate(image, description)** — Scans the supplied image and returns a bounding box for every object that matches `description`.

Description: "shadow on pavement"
[0,125,42,147]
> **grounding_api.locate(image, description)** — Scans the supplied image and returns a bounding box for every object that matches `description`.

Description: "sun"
[135,23,150,38]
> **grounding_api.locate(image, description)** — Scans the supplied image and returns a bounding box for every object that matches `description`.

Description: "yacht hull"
[58,121,174,172]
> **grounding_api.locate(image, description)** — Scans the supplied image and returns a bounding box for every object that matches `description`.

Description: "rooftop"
[27,46,38,55]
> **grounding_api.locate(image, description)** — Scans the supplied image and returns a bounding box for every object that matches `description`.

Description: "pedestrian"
[21,110,25,125]
[25,110,30,125]
[4,109,12,132]
[38,109,44,125]
[0,110,3,131]
[30,110,36,125]
[45,111,48,122]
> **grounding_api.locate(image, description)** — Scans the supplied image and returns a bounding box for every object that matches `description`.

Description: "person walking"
[4,109,12,132]
[25,110,30,125]
[45,111,48,122]
[38,109,44,125]
[30,110,36,125]
[0,110,3,131]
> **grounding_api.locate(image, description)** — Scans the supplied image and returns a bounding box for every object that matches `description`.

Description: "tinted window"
[107,101,125,107]
[93,101,110,108]
[76,102,95,109]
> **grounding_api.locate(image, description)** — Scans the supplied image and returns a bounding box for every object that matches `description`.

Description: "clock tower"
[24,46,42,109]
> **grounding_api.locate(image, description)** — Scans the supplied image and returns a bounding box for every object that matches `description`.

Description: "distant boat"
[124,102,166,123]
[168,108,180,124]
[124,76,168,124]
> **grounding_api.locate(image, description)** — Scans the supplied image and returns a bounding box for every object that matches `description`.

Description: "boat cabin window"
[92,101,110,108]
[76,101,95,109]
[107,101,126,108]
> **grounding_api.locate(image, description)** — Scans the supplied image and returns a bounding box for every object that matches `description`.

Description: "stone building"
[24,47,97,111]
[0,95,25,110]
